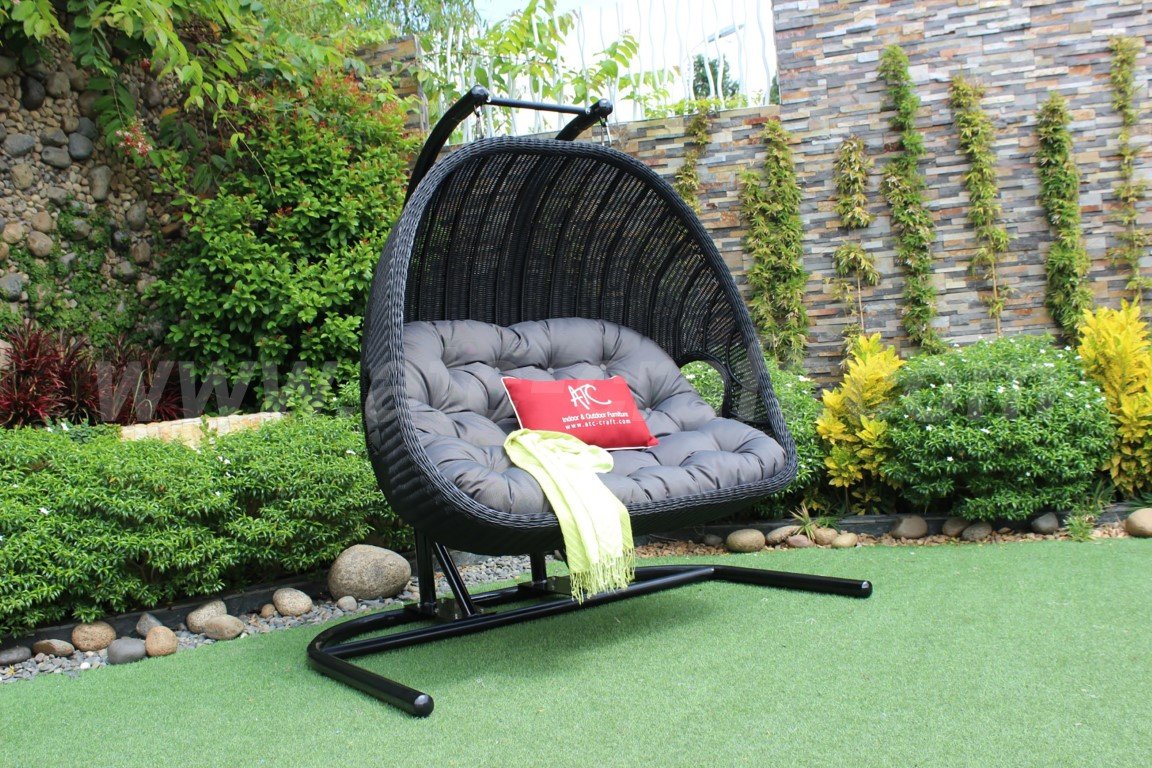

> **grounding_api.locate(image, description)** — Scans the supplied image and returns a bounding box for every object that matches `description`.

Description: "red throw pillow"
[502,376,658,450]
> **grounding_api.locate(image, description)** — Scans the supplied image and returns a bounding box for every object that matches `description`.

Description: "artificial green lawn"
[1,539,1149,768]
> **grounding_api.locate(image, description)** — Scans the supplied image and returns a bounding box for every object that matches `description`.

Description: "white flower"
[345,449,356,455]
[946,456,954,462]
[39,507,50,515]
[926,425,933,431]
[61,422,70,432]
[215,490,223,497]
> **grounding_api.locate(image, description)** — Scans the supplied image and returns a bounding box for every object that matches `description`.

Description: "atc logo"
[568,383,612,409]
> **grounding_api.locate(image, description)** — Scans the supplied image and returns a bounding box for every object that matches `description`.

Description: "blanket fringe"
[569,547,636,603]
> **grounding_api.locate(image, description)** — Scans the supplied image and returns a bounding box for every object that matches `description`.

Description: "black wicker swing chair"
[308,87,871,717]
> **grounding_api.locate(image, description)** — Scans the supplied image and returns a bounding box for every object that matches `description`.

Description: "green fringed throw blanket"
[503,429,635,602]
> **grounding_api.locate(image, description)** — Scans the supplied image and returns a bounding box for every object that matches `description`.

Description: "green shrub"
[0,415,405,637]
[682,359,824,517]
[151,72,416,410]
[884,335,1113,521]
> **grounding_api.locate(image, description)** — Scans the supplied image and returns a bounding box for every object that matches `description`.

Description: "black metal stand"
[308,542,872,717]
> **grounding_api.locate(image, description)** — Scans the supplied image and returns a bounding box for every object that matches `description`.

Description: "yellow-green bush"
[816,334,904,513]
[1078,302,1152,496]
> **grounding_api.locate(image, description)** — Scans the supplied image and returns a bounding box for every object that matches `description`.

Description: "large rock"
[135,612,163,637]
[78,90,100,118]
[77,117,99,140]
[328,544,412,600]
[72,621,116,652]
[961,521,993,542]
[3,222,25,244]
[42,147,72,169]
[30,211,55,233]
[0,56,16,77]
[68,133,94,161]
[766,524,801,545]
[273,587,314,617]
[0,273,24,302]
[89,165,113,201]
[336,596,358,612]
[20,75,46,110]
[45,71,70,98]
[107,637,147,665]
[11,163,36,191]
[0,646,32,665]
[145,626,178,657]
[786,534,814,548]
[831,532,859,549]
[27,232,54,257]
[1031,512,1060,535]
[890,515,928,540]
[40,128,67,147]
[69,219,92,241]
[185,599,227,634]
[725,528,765,553]
[32,638,75,657]
[813,527,838,546]
[3,133,36,158]
[125,201,149,231]
[1125,508,1152,538]
[942,517,969,538]
[202,615,244,641]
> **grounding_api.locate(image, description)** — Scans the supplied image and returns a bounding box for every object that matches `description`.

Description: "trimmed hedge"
[0,416,407,637]
[883,336,1113,521]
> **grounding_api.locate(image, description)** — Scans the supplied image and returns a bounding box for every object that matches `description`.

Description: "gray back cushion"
[404,318,786,516]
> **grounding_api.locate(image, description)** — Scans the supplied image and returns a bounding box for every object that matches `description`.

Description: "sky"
[472,0,778,118]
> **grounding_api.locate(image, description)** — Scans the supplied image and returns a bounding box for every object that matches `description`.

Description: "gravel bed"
[0,554,534,685]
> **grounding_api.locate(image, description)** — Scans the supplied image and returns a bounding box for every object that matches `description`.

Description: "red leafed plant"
[94,336,185,425]
[0,322,98,427]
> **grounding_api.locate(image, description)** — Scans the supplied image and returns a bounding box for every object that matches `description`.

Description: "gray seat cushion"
[404,318,787,516]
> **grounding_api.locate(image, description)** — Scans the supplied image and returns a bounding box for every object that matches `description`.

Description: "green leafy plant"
[0,414,407,636]
[1065,513,1096,542]
[1107,36,1151,300]
[789,503,837,540]
[816,333,904,514]
[950,75,1010,334]
[1077,302,1152,497]
[0,0,348,148]
[884,335,1113,521]
[150,72,415,411]
[878,45,944,354]
[673,110,711,213]
[1036,93,1093,339]
[740,119,809,369]
[831,137,879,344]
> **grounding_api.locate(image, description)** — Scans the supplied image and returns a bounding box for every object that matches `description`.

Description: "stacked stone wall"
[0,46,178,321]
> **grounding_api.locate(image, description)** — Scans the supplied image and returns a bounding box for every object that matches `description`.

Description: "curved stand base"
[308,564,871,717]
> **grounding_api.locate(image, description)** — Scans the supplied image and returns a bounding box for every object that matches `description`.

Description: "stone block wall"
[772,0,1152,378]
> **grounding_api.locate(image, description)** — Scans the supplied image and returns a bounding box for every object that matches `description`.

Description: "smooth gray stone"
[41,128,67,147]
[45,71,70,98]
[3,134,36,158]
[45,186,70,205]
[135,613,163,638]
[106,638,146,665]
[890,515,928,539]
[41,147,72,169]
[20,75,46,110]
[0,273,26,301]
[0,646,32,665]
[77,117,99,140]
[1031,512,1059,535]
[125,201,149,230]
[68,133,94,161]
[11,163,36,190]
[89,165,112,201]
[961,521,993,542]
[0,56,16,77]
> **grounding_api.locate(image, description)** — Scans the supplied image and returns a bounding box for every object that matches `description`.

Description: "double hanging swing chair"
[308,87,872,717]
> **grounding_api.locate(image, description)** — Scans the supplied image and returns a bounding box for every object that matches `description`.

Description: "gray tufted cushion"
[403,318,787,516]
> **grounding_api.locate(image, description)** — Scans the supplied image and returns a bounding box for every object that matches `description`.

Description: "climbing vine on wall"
[831,136,878,343]
[672,109,711,213]
[740,119,809,369]
[1036,92,1093,339]
[1107,36,1151,301]
[878,45,945,354]
[950,75,1010,335]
